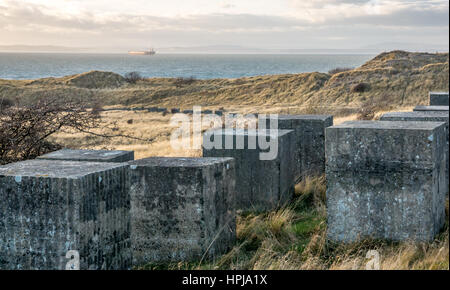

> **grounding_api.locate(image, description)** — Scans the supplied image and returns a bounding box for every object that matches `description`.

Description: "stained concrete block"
[128,157,236,265]
[380,111,449,194]
[414,105,449,112]
[326,121,447,242]
[0,160,131,270]
[267,115,333,180]
[430,92,449,106]
[37,149,134,163]
[203,129,295,211]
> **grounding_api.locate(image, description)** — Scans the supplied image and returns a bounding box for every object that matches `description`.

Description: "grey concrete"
[380,111,449,195]
[430,92,449,106]
[203,129,296,211]
[267,115,333,181]
[414,105,449,112]
[37,149,134,163]
[128,157,236,265]
[0,160,131,270]
[326,121,447,242]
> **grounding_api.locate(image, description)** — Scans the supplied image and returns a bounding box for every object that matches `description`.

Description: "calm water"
[0,53,374,80]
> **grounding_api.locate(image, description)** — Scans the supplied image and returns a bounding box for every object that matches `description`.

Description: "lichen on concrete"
[128,157,236,265]
[429,92,449,106]
[414,105,449,112]
[326,121,447,242]
[0,160,131,270]
[267,115,333,181]
[380,111,449,195]
[37,149,134,163]
[203,129,296,211]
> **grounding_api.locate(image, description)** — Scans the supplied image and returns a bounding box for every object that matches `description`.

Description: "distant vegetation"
[124,71,144,84]
[0,97,14,109]
[351,82,371,93]
[174,76,197,87]
[328,67,353,75]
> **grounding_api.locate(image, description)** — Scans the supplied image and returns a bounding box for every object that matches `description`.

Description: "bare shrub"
[0,97,15,110]
[357,97,378,120]
[91,103,104,115]
[328,67,353,75]
[0,95,102,165]
[124,71,143,84]
[127,119,134,124]
[351,82,371,93]
[174,76,197,87]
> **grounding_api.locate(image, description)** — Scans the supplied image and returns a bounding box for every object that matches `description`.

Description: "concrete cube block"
[326,121,447,242]
[203,129,295,211]
[380,111,449,194]
[128,157,236,265]
[414,105,449,112]
[267,115,333,180]
[430,92,449,106]
[37,149,134,163]
[0,160,131,270]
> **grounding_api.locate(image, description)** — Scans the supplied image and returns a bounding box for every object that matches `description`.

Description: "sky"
[0,0,448,52]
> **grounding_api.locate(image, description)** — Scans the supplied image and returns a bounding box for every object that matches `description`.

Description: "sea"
[0,53,375,80]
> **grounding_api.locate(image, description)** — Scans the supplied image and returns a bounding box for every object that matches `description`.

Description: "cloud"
[287,0,449,23]
[1,0,447,33]
[0,0,448,49]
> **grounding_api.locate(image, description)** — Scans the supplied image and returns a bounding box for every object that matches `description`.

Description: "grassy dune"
[2,50,449,270]
[1,50,448,116]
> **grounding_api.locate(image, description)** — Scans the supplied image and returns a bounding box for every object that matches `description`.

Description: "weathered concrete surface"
[414,105,449,112]
[430,92,449,106]
[326,121,447,242]
[128,157,236,265]
[37,149,134,163]
[203,129,295,211]
[267,115,333,180]
[0,160,131,270]
[380,111,449,195]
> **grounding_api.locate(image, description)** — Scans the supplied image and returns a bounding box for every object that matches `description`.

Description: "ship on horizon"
[128,48,156,55]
